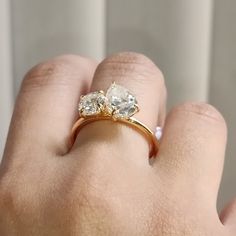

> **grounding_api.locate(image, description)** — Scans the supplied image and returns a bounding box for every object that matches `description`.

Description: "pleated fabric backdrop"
[0,0,236,209]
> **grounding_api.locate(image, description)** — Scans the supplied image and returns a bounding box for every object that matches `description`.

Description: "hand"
[0,52,234,235]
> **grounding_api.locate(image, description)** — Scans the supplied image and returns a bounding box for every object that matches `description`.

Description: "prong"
[99,90,105,94]
[108,109,113,116]
[78,111,82,117]
[111,109,117,116]
[111,115,117,121]
[78,106,85,115]
[80,95,85,99]
[111,81,116,88]
[134,104,140,112]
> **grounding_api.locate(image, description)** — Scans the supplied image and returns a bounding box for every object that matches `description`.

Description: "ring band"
[69,116,159,158]
[69,82,159,158]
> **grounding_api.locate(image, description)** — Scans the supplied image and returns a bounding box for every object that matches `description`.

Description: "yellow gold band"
[69,116,159,158]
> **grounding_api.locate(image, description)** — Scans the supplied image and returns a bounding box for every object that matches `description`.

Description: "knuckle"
[171,102,227,125]
[21,54,91,91]
[96,51,165,87]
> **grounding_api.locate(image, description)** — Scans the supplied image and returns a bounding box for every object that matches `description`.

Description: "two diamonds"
[78,83,139,119]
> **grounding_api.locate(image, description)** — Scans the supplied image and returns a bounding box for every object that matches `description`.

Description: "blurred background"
[0,0,235,210]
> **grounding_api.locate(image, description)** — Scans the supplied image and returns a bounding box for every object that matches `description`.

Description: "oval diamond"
[78,92,107,117]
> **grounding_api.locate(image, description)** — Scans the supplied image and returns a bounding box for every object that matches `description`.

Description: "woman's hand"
[0,52,234,235]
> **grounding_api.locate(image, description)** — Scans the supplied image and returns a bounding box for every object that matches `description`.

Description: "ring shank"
[69,116,159,158]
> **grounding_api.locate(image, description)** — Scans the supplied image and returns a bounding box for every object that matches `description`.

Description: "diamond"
[78,91,107,116]
[106,83,138,118]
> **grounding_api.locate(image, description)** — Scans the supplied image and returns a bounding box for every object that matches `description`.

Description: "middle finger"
[72,52,166,164]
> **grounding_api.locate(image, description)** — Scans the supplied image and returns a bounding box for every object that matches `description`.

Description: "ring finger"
[71,52,166,164]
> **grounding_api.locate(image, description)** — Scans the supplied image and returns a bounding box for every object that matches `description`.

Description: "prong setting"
[78,83,139,119]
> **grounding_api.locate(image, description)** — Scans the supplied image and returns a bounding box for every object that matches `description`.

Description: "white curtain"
[0,0,13,158]
[0,0,235,209]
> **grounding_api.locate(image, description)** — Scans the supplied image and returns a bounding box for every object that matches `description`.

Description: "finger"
[153,102,227,208]
[4,55,97,160]
[72,52,166,163]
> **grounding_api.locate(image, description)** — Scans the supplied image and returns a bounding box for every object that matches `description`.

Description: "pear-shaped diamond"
[106,83,138,118]
[78,91,107,117]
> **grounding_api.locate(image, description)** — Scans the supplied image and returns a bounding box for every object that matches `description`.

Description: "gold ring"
[69,82,159,158]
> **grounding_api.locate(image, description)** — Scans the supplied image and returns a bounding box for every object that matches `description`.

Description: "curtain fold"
[0,0,13,156]
[210,0,236,210]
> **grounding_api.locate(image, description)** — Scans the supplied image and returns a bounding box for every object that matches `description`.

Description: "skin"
[0,52,235,235]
